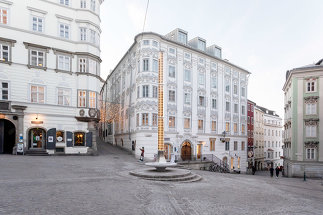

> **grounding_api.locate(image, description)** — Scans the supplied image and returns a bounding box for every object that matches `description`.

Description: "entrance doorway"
[29,128,46,149]
[0,119,16,154]
[181,141,191,161]
[223,156,228,168]
[164,143,173,161]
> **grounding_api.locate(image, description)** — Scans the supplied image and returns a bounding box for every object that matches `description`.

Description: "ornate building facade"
[247,100,255,169]
[0,0,104,155]
[283,59,323,177]
[254,106,265,170]
[100,29,250,172]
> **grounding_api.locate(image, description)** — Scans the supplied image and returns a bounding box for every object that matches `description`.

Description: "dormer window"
[178,31,187,44]
[198,39,206,51]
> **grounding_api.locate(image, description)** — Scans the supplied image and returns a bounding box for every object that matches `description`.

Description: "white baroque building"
[0,0,104,155]
[100,29,250,172]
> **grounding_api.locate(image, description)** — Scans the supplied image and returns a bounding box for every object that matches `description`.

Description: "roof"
[285,58,323,81]
[255,105,280,117]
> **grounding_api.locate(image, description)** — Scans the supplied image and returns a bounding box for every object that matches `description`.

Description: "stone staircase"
[130,168,202,183]
[25,149,49,156]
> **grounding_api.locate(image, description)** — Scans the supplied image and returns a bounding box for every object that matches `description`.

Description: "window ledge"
[27,64,47,71]
[0,60,12,65]
[55,69,72,75]
[75,72,104,82]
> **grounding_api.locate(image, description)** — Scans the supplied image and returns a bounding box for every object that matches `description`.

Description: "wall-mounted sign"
[57,137,63,142]
[31,121,43,124]
[48,136,53,143]
[67,138,72,142]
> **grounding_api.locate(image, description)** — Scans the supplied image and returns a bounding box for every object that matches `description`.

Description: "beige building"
[254,106,264,170]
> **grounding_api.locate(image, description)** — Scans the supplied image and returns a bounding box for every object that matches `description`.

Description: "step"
[181,174,203,183]
[129,169,192,179]
[145,173,201,182]
[25,150,49,156]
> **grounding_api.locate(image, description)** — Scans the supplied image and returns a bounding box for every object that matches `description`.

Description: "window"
[225,80,230,93]
[78,90,87,107]
[58,88,71,106]
[241,141,245,151]
[169,48,175,54]
[143,59,149,71]
[30,50,44,67]
[169,65,175,78]
[153,86,157,98]
[80,0,87,8]
[210,139,215,151]
[306,103,317,115]
[60,0,70,6]
[234,103,238,113]
[142,85,149,98]
[169,90,175,102]
[152,41,158,47]
[136,114,139,126]
[241,87,246,97]
[198,119,204,130]
[80,28,87,41]
[178,31,187,44]
[226,101,230,112]
[143,40,149,45]
[306,148,315,160]
[137,86,140,98]
[234,123,238,133]
[0,8,8,24]
[241,124,245,134]
[233,84,238,94]
[79,58,86,73]
[0,44,9,62]
[88,59,97,75]
[152,113,158,126]
[225,122,230,132]
[184,69,191,82]
[306,80,316,92]
[56,130,65,143]
[90,30,96,44]
[32,16,43,32]
[90,0,96,12]
[306,125,317,137]
[211,62,217,70]
[234,141,238,151]
[184,53,191,60]
[211,121,216,131]
[184,93,191,105]
[59,23,70,39]
[74,132,85,146]
[0,82,8,100]
[169,116,175,128]
[198,39,205,51]
[212,99,217,109]
[242,105,246,115]
[58,55,70,71]
[225,142,229,151]
[142,113,148,126]
[184,118,191,129]
[153,59,158,73]
[198,73,205,85]
[211,77,217,88]
[89,91,96,108]
[31,85,44,103]
[198,96,205,106]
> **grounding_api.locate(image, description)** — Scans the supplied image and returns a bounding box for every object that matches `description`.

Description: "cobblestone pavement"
[0,139,322,215]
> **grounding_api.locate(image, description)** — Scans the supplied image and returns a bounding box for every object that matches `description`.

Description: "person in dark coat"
[275,166,280,178]
[252,166,256,175]
[269,165,274,177]
[139,147,144,161]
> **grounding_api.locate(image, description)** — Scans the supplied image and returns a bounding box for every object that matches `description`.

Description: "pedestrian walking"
[269,166,274,177]
[252,166,256,175]
[275,166,280,178]
[139,147,144,162]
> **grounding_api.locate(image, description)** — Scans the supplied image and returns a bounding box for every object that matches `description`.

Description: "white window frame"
[169,65,175,78]
[212,98,217,109]
[198,119,204,130]
[90,29,96,44]
[198,96,205,106]
[30,49,45,67]
[152,86,157,98]
[0,44,9,62]
[226,101,230,112]
[305,125,317,137]
[0,7,8,25]
[169,116,175,128]
[306,103,317,115]
[152,59,158,73]
[184,69,191,82]
[80,0,87,8]
[184,92,191,105]
[306,148,315,160]
[31,85,45,104]
[198,73,205,85]
[184,118,191,129]
[169,90,175,102]
[306,80,316,93]
[78,90,87,107]
[60,0,70,6]
[142,85,149,98]
[152,113,158,126]
[57,88,71,106]
[32,16,44,32]
[90,0,96,12]
[58,55,71,71]
[59,23,70,39]
[142,113,149,126]
[0,81,9,100]
[143,59,149,71]
[79,58,87,73]
[80,27,87,41]
[211,121,216,131]
[89,91,96,108]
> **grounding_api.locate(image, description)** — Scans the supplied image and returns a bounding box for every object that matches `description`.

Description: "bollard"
[303,171,306,181]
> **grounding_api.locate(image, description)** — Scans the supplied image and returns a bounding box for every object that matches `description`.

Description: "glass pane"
[39,93,44,103]
[31,92,37,102]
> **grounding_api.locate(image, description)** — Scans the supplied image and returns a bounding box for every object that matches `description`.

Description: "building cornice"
[283,66,323,90]
[0,36,16,45]
[75,52,102,62]
[27,6,47,14]
[75,19,101,33]
[55,14,73,22]
[23,42,51,51]
[0,0,13,5]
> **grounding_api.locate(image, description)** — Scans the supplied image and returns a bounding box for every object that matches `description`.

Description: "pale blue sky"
[100,0,323,117]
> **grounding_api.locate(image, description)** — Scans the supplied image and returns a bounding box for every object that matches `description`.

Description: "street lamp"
[220,131,226,143]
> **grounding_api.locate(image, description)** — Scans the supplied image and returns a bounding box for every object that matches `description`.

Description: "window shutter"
[86,132,92,147]
[47,128,56,150]
[66,131,73,147]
